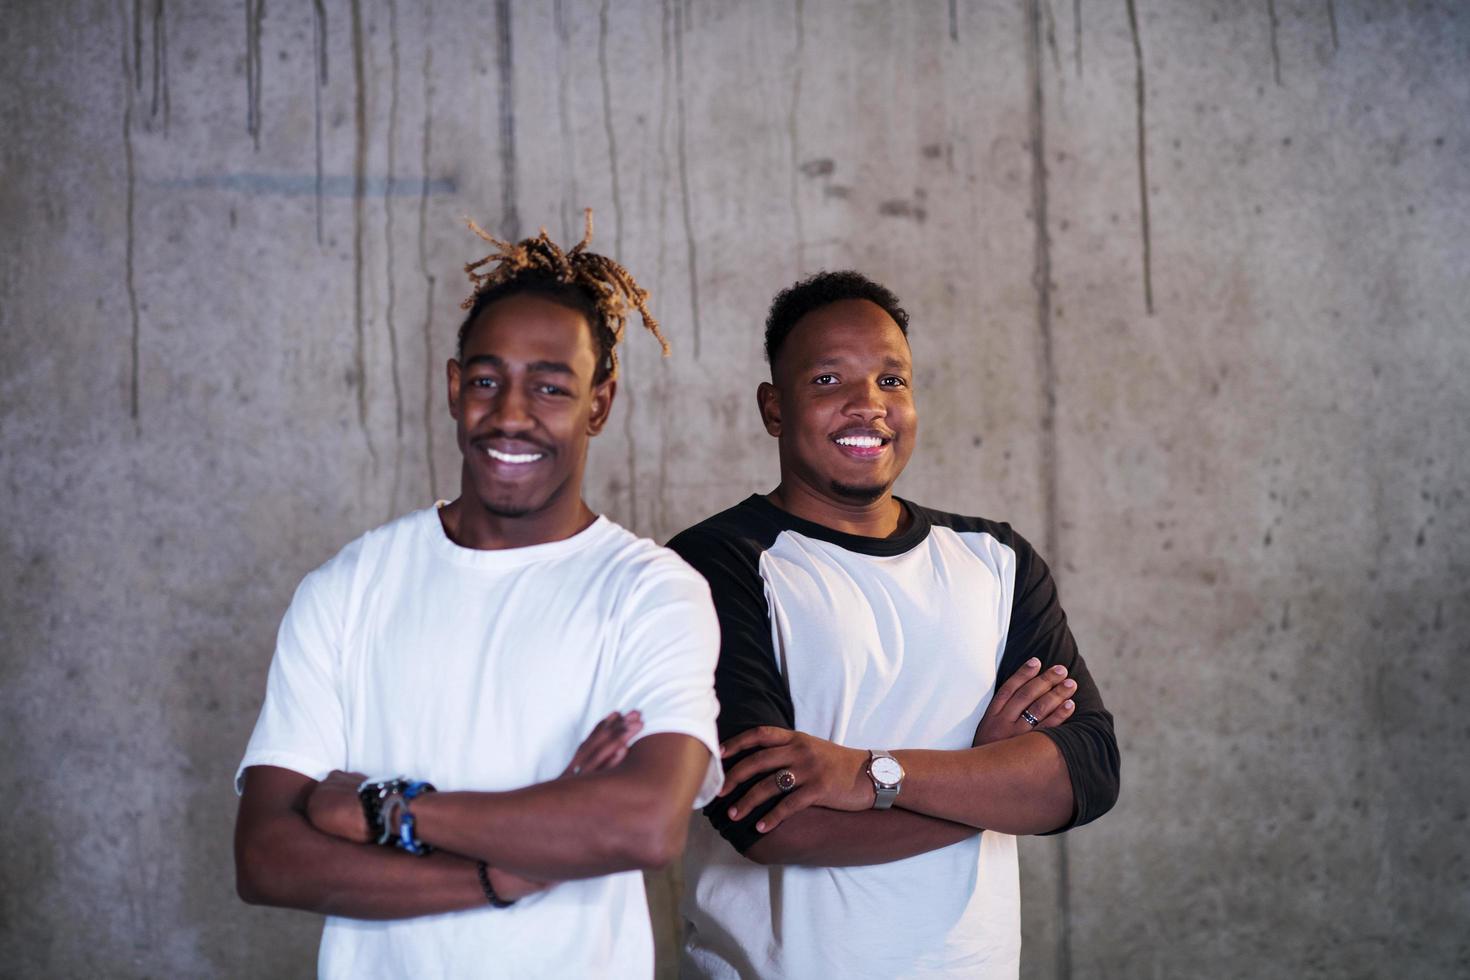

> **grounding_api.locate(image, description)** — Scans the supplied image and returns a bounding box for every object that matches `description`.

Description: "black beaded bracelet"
[476,861,517,908]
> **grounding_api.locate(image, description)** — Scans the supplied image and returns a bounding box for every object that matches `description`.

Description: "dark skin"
[736,299,1075,866]
[235,294,712,913]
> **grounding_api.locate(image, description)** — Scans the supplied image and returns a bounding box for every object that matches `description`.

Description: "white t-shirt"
[237,506,723,979]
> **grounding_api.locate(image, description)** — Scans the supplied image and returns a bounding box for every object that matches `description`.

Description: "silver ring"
[775,768,797,793]
[1020,709,1041,727]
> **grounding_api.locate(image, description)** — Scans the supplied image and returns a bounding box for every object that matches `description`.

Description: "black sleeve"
[996,527,1121,831]
[667,525,792,854]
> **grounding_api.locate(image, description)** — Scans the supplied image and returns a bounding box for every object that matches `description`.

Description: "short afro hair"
[764,271,910,370]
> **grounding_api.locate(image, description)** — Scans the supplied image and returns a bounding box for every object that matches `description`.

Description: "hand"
[560,710,643,778]
[305,770,373,842]
[477,711,646,902]
[973,657,1075,747]
[718,727,873,835]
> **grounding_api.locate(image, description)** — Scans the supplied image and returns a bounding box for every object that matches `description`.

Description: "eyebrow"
[462,354,579,376]
[808,355,911,372]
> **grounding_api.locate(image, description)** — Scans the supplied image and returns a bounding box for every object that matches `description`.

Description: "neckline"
[423,505,614,568]
[743,493,931,557]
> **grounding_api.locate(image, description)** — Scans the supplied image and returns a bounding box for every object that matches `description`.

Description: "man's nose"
[843,379,887,420]
[488,384,534,431]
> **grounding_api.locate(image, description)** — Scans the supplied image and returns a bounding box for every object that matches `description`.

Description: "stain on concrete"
[788,0,806,266]
[824,184,851,199]
[119,0,141,430]
[1326,0,1339,52]
[496,0,520,240]
[1025,2,1066,975]
[1267,0,1283,86]
[350,0,375,463]
[948,0,958,42]
[553,0,580,240]
[417,3,438,498]
[799,158,833,178]
[152,173,457,197]
[385,0,407,515]
[598,0,625,259]
[245,0,264,150]
[672,0,702,357]
[1126,0,1155,315]
[878,199,927,222]
[312,0,328,243]
[1073,0,1082,76]
[149,0,169,129]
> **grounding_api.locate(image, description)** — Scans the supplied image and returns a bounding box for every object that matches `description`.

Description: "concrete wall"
[2,1,1466,976]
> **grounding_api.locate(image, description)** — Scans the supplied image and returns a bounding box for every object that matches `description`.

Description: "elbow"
[619,803,690,870]
[234,830,296,908]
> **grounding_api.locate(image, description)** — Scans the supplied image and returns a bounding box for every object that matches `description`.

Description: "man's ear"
[587,378,617,435]
[446,358,463,421]
[757,381,781,438]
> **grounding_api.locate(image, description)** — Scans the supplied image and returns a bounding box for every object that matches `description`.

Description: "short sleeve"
[234,559,351,793]
[608,562,723,809]
[667,525,793,853]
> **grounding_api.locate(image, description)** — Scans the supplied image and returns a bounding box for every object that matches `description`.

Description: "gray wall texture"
[2,0,1467,977]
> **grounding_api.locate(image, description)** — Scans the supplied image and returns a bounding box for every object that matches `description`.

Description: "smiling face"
[759,298,916,508]
[447,291,613,532]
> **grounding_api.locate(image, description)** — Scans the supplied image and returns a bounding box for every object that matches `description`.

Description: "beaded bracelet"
[476,861,517,908]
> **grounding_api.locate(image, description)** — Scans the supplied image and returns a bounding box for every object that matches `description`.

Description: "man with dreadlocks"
[233,212,721,978]
[668,271,1120,978]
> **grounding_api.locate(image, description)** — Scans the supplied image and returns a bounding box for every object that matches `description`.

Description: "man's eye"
[813,374,838,385]
[469,377,498,389]
[537,384,570,397]
[879,376,907,388]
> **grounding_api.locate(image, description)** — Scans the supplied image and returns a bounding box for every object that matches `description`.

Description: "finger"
[726,770,791,823]
[582,718,643,771]
[720,748,796,797]
[719,726,793,759]
[569,712,639,769]
[1023,677,1077,726]
[990,657,1044,712]
[1006,665,1070,722]
[754,786,818,834]
[1035,698,1075,730]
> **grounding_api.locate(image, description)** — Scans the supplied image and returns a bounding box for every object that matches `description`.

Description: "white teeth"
[487,448,544,464]
[835,435,884,448]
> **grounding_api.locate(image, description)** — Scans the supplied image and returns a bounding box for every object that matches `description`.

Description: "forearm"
[411,733,707,880]
[744,805,976,867]
[893,731,1073,834]
[236,807,485,919]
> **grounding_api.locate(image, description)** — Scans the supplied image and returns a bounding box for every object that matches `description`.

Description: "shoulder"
[588,517,712,596]
[294,507,435,602]
[906,500,1044,557]
[667,496,784,569]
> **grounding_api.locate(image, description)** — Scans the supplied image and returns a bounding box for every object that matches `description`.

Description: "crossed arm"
[235,717,710,919]
[729,659,1080,867]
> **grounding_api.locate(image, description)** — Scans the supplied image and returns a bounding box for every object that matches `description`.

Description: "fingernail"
[1027,657,1040,667]
[1052,665,1066,675]
[728,807,738,819]
[755,821,766,832]
[1064,700,1074,710]
[1064,679,1076,689]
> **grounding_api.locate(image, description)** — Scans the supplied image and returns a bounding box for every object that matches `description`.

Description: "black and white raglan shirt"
[668,494,1120,980]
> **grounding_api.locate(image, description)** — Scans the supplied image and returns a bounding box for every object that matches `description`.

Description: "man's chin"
[829,480,889,503]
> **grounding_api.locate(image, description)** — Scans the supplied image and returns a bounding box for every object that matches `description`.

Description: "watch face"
[871,756,903,785]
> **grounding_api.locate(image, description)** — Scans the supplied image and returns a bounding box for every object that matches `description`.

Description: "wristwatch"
[866,750,904,810]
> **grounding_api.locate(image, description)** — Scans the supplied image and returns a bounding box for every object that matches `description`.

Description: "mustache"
[470,432,556,455]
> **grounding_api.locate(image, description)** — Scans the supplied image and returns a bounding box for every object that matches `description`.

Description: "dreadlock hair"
[457,208,669,384]
[763,270,910,373]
